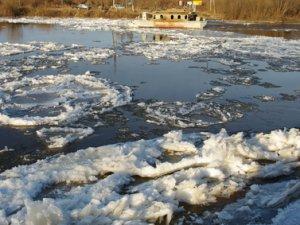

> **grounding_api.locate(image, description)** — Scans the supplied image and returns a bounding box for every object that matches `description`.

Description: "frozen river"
[0,18,299,225]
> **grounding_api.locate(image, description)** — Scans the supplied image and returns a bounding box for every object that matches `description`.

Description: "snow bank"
[0,128,299,224]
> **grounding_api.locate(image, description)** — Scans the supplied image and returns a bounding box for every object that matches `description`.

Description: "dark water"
[0,21,300,172]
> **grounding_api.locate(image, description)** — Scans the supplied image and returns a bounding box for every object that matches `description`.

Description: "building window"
[185,15,188,20]
[160,15,163,19]
[171,15,174,19]
[178,15,181,19]
[154,15,156,19]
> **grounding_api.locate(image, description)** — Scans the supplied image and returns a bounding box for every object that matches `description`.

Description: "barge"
[130,11,207,29]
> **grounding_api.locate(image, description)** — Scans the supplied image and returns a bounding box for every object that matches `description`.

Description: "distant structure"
[112,0,134,11]
[77,4,90,10]
[178,0,203,11]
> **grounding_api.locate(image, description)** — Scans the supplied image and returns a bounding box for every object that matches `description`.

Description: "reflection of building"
[141,33,172,42]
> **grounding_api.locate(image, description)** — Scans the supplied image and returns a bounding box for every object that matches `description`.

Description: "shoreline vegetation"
[0,0,299,23]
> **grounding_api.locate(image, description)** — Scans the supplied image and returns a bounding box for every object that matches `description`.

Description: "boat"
[130,11,207,29]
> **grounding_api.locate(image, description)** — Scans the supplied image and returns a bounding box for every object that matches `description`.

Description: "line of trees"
[209,0,300,21]
[0,0,299,21]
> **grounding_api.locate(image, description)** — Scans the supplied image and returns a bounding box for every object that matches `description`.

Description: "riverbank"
[0,10,299,24]
[0,5,139,19]
[0,1,299,23]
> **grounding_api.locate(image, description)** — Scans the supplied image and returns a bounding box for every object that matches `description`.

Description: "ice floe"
[0,128,299,224]
[36,127,94,148]
[214,180,300,225]
[196,86,225,101]
[0,41,75,56]
[137,100,254,128]
[125,30,300,72]
[63,48,114,64]
[0,41,120,148]
[0,146,14,154]
[0,71,131,127]
[0,42,114,75]
[0,43,35,56]
[254,95,276,102]
[1,18,299,72]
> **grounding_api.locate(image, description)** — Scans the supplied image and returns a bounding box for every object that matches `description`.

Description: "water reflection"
[0,23,53,42]
[141,33,172,42]
[0,23,23,42]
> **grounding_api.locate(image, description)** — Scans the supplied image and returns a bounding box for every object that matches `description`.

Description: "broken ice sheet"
[0,146,14,154]
[136,99,254,128]
[63,48,114,64]
[125,29,300,73]
[36,127,94,149]
[214,180,300,225]
[0,42,35,56]
[1,45,115,76]
[254,95,276,102]
[0,128,299,224]
[0,41,74,56]
[196,86,226,101]
[0,71,132,126]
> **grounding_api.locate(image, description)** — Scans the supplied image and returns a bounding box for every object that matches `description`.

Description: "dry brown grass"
[0,0,26,17]
[204,0,300,22]
[0,0,299,22]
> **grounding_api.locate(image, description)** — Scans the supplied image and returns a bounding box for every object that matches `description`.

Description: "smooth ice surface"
[0,128,299,224]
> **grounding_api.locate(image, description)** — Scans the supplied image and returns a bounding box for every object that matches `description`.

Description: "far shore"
[0,15,299,26]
